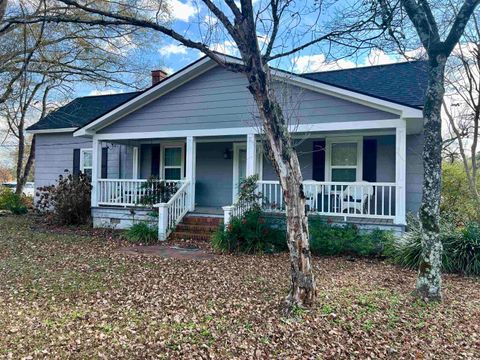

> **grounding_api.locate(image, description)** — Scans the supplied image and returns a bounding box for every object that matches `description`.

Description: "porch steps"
[168,215,222,242]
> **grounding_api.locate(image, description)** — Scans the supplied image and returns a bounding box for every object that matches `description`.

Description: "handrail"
[156,180,190,240]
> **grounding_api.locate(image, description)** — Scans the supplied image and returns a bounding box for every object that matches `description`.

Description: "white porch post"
[91,138,102,207]
[132,146,139,179]
[246,133,257,177]
[395,122,407,225]
[186,136,196,211]
[157,204,169,240]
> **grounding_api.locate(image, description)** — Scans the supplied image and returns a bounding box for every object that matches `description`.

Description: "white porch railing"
[157,180,190,240]
[97,179,182,207]
[257,180,397,219]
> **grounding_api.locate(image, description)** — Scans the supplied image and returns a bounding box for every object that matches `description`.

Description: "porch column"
[185,136,196,211]
[91,138,102,207]
[246,133,257,177]
[395,122,407,225]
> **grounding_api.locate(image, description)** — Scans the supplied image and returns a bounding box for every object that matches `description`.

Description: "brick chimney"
[151,69,168,86]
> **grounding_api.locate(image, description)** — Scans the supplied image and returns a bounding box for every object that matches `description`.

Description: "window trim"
[160,142,185,180]
[325,137,363,182]
[80,148,93,175]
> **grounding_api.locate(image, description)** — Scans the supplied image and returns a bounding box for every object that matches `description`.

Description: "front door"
[232,144,247,202]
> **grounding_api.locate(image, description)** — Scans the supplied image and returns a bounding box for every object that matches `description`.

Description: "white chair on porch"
[340,182,374,215]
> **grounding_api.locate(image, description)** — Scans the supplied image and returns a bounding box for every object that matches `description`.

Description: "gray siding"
[35,133,92,189]
[35,133,134,191]
[406,134,424,214]
[99,67,398,134]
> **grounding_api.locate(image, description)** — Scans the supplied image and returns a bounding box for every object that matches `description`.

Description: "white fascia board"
[270,69,424,118]
[73,57,217,137]
[27,127,77,134]
[94,119,404,141]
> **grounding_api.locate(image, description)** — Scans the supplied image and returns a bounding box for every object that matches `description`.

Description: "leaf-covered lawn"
[0,216,479,359]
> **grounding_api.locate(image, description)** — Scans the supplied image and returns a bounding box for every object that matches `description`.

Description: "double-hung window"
[80,149,93,178]
[162,144,184,180]
[326,138,362,182]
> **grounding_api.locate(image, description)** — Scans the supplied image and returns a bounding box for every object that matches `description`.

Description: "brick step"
[182,216,222,226]
[169,231,212,241]
[175,223,220,233]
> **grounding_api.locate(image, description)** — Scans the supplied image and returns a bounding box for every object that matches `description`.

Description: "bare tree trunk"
[415,54,447,301]
[16,135,35,195]
[15,121,25,195]
[245,56,316,309]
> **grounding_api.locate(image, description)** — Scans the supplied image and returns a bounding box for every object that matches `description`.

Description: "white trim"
[74,57,216,137]
[91,140,102,207]
[160,142,185,180]
[93,119,404,141]
[80,148,93,175]
[185,136,196,211]
[132,147,139,179]
[246,134,257,177]
[73,55,423,138]
[325,136,363,182]
[27,127,77,134]
[232,143,246,202]
[395,123,407,225]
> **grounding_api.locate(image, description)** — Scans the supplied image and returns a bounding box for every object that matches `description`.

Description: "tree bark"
[244,55,316,309]
[16,135,35,195]
[415,54,447,301]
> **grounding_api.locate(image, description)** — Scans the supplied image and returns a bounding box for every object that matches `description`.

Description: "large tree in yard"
[35,0,382,310]
[374,0,480,301]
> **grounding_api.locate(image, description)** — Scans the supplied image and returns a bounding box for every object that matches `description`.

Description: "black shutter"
[101,148,108,178]
[151,145,160,178]
[312,140,325,181]
[73,149,81,176]
[363,139,377,182]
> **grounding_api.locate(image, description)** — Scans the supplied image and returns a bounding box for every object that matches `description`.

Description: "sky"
[76,0,421,98]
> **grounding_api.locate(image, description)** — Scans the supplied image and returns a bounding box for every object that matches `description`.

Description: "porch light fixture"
[223,148,232,159]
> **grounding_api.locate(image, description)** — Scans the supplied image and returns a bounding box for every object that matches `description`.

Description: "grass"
[0,215,479,359]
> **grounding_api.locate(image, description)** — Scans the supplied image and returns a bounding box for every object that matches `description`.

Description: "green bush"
[447,222,480,276]
[385,215,480,276]
[309,219,392,257]
[211,208,286,254]
[0,188,28,215]
[126,222,158,244]
[441,162,480,223]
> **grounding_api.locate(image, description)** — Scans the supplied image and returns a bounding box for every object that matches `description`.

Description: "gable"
[98,66,398,135]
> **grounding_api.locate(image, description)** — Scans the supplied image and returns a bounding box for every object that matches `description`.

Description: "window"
[80,149,93,178]
[326,138,362,182]
[162,144,184,180]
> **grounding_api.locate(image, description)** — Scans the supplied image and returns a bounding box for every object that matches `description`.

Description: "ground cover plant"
[0,215,479,358]
[0,188,28,215]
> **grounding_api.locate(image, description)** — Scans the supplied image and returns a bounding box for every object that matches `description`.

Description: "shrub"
[309,219,391,257]
[0,188,28,215]
[36,171,92,225]
[448,222,480,276]
[385,215,480,276]
[441,162,480,223]
[211,208,286,254]
[126,222,158,244]
[139,177,178,206]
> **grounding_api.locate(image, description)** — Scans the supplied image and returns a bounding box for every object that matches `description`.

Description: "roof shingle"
[301,60,428,108]
[27,92,140,131]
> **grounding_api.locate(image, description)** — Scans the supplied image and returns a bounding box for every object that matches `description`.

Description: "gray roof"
[27,91,140,131]
[28,60,427,132]
[301,60,428,108]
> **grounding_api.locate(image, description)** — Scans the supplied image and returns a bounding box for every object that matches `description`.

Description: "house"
[27,54,427,239]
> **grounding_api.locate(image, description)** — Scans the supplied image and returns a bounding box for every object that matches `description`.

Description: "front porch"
[89,123,409,239]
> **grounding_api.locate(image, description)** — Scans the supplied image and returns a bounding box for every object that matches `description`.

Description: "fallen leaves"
[0,215,479,359]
